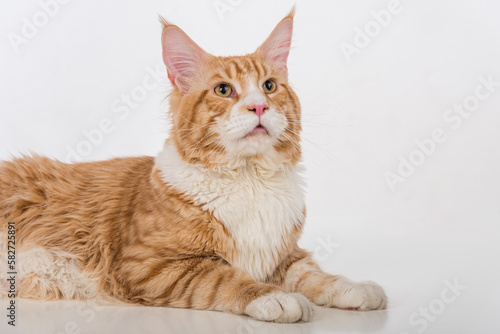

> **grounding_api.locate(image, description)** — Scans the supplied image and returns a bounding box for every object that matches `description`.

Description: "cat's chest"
[156,147,305,281]
[196,169,305,281]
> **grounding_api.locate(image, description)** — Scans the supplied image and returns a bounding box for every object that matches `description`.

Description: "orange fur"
[0,10,386,322]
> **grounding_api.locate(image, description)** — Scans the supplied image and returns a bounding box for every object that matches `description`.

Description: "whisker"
[199,134,230,164]
[286,120,354,128]
[284,127,339,164]
[280,132,302,153]
[177,122,217,139]
[182,131,219,152]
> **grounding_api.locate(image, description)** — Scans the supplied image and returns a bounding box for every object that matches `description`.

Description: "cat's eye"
[214,84,233,97]
[262,80,277,94]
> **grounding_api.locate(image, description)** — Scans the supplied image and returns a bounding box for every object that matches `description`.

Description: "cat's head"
[161,10,301,169]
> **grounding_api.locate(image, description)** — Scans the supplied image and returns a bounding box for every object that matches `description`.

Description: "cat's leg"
[0,244,98,301]
[117,257,314,323]
[273,250,387,310]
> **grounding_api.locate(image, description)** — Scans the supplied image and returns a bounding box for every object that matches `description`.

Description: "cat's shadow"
[311,306,389,333]
[10,299,388,334]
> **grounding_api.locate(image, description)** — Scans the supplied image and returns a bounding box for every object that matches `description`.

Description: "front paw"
[316,277,387,310]
[245,292,314,323]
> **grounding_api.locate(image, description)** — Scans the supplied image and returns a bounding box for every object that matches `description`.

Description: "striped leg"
[279,253,387,310]
[118,257,313,323]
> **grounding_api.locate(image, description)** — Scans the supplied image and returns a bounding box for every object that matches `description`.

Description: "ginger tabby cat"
[0,10,387,322]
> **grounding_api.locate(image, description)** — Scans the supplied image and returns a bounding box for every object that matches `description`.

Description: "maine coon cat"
[0,10,387,322]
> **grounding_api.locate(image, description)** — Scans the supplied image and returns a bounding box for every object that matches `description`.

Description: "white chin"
[227,134,275,157]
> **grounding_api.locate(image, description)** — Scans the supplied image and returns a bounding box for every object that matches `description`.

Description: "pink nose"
[248,104,268,117]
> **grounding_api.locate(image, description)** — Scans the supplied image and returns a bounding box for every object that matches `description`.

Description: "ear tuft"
[285,5,296,20]
[158,15,173,30]
[160,16,210,93]
[256,8,295,74]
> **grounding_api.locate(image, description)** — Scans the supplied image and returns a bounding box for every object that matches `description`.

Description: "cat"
[0,9,387,323]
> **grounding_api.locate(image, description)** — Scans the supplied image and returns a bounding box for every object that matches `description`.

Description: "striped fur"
[0,10,386,322]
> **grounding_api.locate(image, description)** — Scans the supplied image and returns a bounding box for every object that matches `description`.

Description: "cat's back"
[0,155,154,223]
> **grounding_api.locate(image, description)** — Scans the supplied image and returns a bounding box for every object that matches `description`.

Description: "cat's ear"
[256,9,294,74]
[160,16,211,93]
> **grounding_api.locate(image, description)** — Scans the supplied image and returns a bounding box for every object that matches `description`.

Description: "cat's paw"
[245,292,314,323]
[317,278,387,310]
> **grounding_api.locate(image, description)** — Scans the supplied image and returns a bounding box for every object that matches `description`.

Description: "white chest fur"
[155,144,305,282]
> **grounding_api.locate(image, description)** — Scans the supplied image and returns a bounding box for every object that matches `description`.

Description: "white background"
[1,0,499,333]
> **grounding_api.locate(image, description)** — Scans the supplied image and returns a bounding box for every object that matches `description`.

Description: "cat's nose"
[247,104,268,116]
